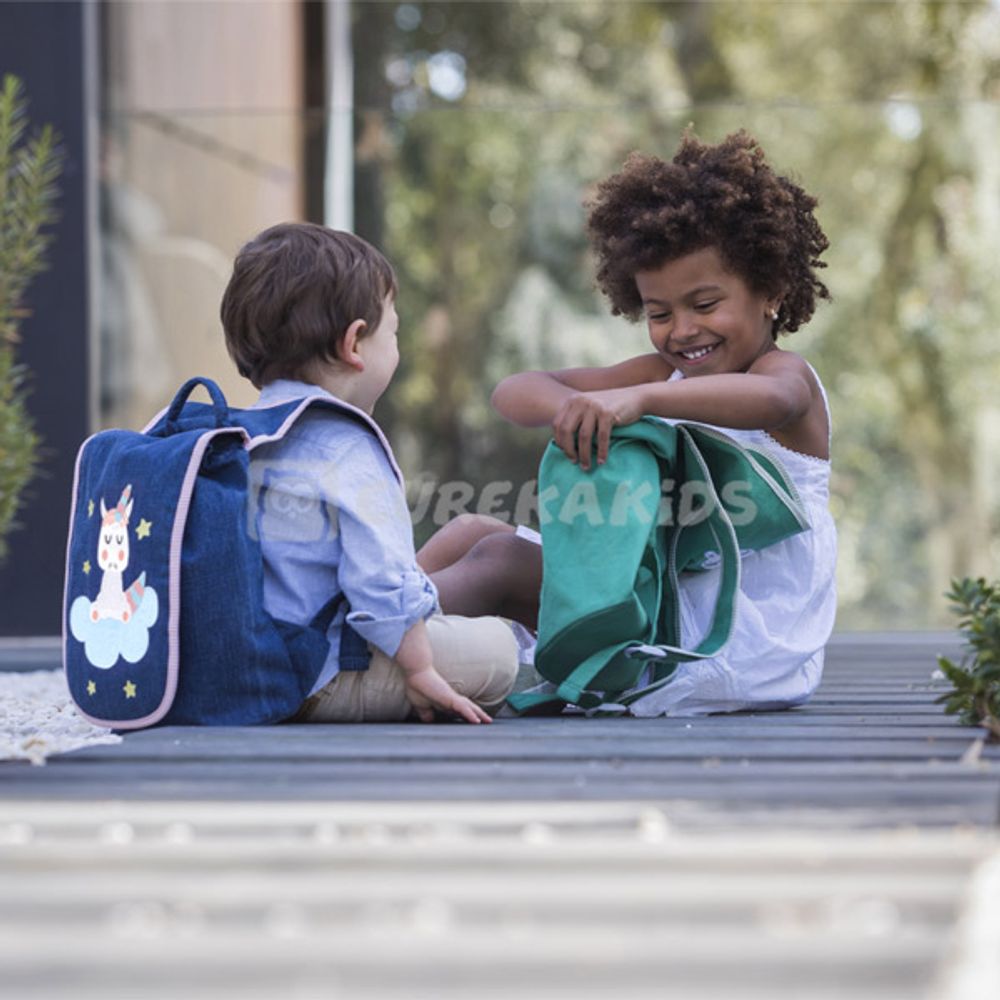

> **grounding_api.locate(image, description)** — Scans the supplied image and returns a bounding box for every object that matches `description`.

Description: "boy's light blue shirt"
[250,379,439,694]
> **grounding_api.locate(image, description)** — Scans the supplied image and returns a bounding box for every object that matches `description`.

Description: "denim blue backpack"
[63,377,371,729]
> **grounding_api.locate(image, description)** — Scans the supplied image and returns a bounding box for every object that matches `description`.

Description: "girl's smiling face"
[635,246,781,376]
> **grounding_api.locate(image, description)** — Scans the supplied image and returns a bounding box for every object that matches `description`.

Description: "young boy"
[221,222,518,724]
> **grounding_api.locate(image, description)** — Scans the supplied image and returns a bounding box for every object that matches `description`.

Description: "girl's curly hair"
[585,130,830,333]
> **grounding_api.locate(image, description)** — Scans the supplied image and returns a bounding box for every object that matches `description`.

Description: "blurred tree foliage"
[0,74,61,560]
[350,1,1000,627]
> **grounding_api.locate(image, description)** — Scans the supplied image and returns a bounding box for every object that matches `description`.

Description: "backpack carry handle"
[165,377,230,433]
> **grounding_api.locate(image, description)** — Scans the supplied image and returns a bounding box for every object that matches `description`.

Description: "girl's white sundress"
[627,363,838,717]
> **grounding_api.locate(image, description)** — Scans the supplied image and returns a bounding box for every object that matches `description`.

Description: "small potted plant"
[0,73,62,560]
[937,577,1000,741]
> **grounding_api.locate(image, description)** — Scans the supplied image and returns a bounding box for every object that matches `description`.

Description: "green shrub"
[0,348,40,559]
[937,577,1000,741]
[0,73,62,559]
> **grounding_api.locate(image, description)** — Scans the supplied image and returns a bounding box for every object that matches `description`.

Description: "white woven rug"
[0,669,121,765]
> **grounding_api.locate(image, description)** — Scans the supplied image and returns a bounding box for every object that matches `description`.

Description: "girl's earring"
[769,309,779,320]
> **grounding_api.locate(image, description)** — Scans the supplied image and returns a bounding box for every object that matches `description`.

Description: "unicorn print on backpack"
[69,483,159,670]
[90,484,148,622]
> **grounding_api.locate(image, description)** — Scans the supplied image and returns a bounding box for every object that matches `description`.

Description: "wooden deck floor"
[2,633,998,829]
[2,633,999,999]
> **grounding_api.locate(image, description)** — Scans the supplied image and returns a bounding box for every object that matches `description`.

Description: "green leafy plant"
[937,578,1000,741]
[0,73,62,559]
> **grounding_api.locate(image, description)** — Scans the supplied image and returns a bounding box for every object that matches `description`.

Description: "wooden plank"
[0,941,941,1000]
[2,764,998,814]
[0,638,61,673]
[94,724,987,745]
[4,757,994,780]
[0,808,988,1000]
[4,751,996,774]
[778,704,961,717]
[39,734,995,763]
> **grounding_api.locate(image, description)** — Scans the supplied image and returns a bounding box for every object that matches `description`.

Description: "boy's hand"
[393,619,491,724]
[553,388,646,470]
[404,666,492,725]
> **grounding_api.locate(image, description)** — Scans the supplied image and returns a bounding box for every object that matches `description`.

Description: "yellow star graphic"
[82,560,91,575]
[87,680,96,696]
[135,518,152,540]
[123,681,137,699]
[87,499,94,517]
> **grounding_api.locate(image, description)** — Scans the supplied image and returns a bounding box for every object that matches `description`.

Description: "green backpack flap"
[508,419,809,714]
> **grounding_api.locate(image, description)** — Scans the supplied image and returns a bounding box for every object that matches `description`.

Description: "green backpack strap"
[601,429,741,708]
[507,642,633,715]
[507,640,674,715]
[616,516,740,707]
[504,688,567,715]
[556,641,635,706]
[644,428,742,648]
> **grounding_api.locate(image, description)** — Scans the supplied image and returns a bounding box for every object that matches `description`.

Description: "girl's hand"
[404,666,492,724]
[552,388,646,470]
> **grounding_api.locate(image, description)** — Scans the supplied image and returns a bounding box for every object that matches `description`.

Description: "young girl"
[426,130,837,716]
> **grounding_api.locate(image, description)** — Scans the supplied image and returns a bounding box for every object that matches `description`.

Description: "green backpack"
[508,419,809,714]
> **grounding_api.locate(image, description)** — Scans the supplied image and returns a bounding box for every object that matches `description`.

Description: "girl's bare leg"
[430,531,542,630]
[417,513,515,574]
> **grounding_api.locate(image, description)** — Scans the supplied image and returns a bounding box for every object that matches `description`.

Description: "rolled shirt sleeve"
[331,434,439,658]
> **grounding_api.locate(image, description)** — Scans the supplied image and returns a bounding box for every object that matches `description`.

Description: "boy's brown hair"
[221,223,397,388]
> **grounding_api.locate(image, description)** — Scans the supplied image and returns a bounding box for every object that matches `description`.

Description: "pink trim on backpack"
[66,427,245,730]
[62,431,101,686]
[140,405,170,435]
[246,395,405,486]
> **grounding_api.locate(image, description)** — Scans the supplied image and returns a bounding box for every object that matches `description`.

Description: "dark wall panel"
[0,1,92,635]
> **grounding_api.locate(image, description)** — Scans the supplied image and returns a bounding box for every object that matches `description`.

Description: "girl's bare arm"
[491,352,673,427]
[551,351,819,470]
[637,351,813,429]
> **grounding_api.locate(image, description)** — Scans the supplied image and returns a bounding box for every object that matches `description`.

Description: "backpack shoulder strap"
[234,394,405,486]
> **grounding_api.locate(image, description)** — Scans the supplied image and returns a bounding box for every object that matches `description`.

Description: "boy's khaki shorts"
[293,614,518,722]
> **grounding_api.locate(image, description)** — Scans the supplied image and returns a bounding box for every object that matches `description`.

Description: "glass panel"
[99,109,309,426]
[97,0,1000,630]
[98,0,306,427]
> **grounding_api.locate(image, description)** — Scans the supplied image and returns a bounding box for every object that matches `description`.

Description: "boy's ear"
[335,319,368,371]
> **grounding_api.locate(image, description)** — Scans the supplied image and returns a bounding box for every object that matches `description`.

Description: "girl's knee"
[451,513,514,542]
[419,514,514,575]
[469,530,525,561]
[468,532,542,582]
